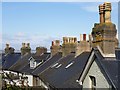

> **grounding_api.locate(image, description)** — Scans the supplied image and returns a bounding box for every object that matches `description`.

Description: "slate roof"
[2,53,21,70]
[32,52,62,76]
[9,53,32,72]
[115,48,120,60]
[39,52,90,88]
[19,53,51,74]
[1,53,5,65]
[93,48,119,89]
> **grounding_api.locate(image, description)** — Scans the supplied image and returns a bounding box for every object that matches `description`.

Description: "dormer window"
[28,57,34,61]
[30,61,36,69]
[29,56,36,69]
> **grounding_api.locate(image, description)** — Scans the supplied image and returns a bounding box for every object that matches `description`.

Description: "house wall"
[82,60,111,89]
[26,75,33,86]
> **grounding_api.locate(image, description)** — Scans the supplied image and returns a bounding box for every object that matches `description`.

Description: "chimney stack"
[62,37,77,56]
[50,40,61,56]
[21,43,31,55]
[5,44,15,54]
[35,47,47,56]
[91,2,117,56]
[76,34,91,56]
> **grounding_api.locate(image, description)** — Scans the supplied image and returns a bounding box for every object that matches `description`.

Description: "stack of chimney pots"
[99,2,111,23]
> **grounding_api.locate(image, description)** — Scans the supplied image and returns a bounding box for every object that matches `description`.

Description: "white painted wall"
[26,75,33,86]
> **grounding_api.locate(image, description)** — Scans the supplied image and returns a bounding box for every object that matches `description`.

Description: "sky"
[1,2,118,51]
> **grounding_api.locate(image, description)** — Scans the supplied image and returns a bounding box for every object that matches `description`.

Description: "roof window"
[51,63,59,68]
[65,61,74,69]
[55,64,62,68]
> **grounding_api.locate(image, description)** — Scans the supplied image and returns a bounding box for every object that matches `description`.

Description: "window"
[55,64,62,68]
[51,63,59,68]
[65,61,74,69]
[30,60,36,69]
[90,76,96,90]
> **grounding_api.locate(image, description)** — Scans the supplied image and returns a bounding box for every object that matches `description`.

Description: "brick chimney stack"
[91,2,118,56]
[5,43,15,54]
[35,47,47,56]
[62,37,77,56]
[21,43,31,55]
[76,34,91,56]
[50,40,61,56]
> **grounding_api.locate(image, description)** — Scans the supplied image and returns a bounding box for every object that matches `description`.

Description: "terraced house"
[1,2,120,90]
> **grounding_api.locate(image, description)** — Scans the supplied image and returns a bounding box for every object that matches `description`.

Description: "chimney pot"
[103,2,111,23]
[74,37,77,43]
[83,34,86,41]
[52,41,54,46]
[22,43,25,47]
[99,4,104,23]
[63,37,69,44]
[6,43,9,48]
[80,34,83,41]
[27,43,30,47]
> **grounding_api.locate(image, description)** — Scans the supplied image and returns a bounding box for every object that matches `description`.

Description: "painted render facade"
[82,59,112,89]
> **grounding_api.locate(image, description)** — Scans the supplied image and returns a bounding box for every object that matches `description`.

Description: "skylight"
[65,61,74,69]
[51,63,59,68]
[55,64,62,68]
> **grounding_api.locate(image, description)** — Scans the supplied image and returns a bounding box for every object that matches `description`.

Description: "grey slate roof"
[93,48,119,89]
[32,52,62,76]
[2,53,21,70]
[9,53,32,72]
[115,48,120,60]
[39,52,90,88]
[19,53,51,74]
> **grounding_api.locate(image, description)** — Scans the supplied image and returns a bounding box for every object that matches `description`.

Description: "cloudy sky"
[1,2,118,51]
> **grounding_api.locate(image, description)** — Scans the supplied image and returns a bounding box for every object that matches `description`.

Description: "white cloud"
[2,33,59,50]
[81,5,98,13]
[15,32,25,37]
